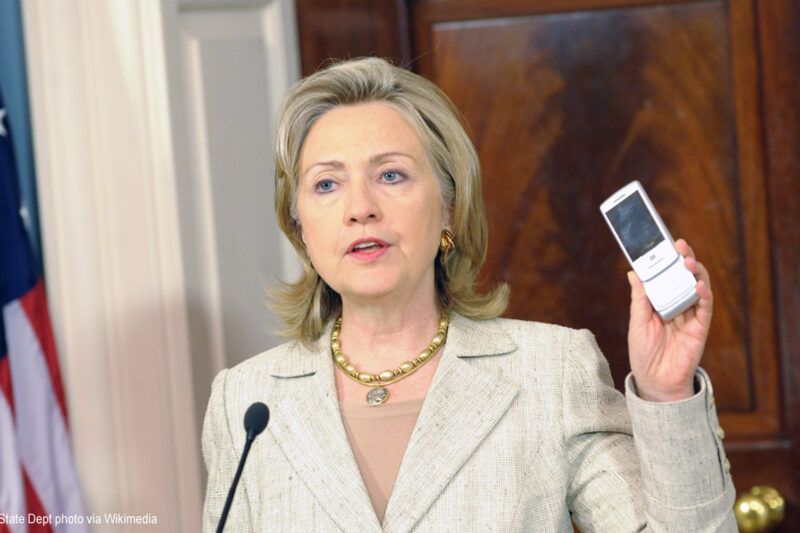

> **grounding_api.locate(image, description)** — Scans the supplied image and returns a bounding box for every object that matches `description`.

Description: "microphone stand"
[216,402,269,533]
[216,436,255,533]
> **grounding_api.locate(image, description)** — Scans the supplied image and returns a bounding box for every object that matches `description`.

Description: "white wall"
[22,0,301,530]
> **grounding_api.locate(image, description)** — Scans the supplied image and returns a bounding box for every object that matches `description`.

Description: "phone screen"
[606,191,664,260]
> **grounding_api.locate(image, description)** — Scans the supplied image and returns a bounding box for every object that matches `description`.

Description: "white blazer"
[202,313,737,532]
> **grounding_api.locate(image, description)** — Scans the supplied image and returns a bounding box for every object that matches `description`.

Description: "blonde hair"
[272,57,508,342]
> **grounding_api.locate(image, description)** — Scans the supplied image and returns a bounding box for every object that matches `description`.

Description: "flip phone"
[600,181,699,321]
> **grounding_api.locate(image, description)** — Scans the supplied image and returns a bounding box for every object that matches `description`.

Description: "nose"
[344,178,381,224]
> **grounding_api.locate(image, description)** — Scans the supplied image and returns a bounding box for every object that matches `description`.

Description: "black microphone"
[216,402,270,533]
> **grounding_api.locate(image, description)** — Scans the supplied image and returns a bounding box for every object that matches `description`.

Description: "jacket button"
[724,458,731,473]
[716,426,726,440]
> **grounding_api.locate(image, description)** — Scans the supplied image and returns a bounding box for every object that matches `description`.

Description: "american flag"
[0,93,87,531]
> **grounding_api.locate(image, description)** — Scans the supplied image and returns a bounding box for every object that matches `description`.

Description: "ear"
[445,205,455,231]
[293,218,305,244]
[298,229,311,261]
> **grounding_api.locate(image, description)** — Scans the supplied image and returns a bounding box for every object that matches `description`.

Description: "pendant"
[366,387,389,406]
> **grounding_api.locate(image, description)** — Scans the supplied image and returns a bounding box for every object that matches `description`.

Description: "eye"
[380,170,406,184]
[315,179,336,193]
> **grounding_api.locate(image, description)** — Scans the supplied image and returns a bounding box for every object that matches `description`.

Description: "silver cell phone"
[600,180,699,321]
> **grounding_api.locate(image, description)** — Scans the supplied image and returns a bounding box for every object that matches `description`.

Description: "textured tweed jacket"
[202,313,737,532]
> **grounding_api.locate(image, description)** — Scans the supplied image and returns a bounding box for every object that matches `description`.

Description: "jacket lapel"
[266,326,382,532]
[381,314,520,532]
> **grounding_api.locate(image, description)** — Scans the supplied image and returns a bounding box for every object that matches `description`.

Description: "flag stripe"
[19,281,68,427]
[4,302,86,532]
[0,353,13,414]
[24,470,54,533]
[0,361,25,533]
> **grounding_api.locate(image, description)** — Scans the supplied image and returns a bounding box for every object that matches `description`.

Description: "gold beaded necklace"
[331,313,450,405]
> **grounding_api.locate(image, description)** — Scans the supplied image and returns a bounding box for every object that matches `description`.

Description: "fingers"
[684,255,711,289]
[627,269,644,294]
[627,270,654,320]
[675,238,712,291]
[675,238,713,323]
[674,238,695,260]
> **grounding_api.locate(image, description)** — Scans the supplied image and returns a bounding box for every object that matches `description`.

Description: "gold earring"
[440,229,455,254]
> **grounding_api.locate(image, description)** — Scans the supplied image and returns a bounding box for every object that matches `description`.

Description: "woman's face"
[296,101,445,307]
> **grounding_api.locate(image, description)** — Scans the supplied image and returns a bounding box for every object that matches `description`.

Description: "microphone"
[216,402,270,533]
[244,402,270,440]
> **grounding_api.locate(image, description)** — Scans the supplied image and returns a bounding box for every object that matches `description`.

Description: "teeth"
[353,242,379,251]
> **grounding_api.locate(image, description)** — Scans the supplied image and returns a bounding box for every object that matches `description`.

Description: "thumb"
[628,271,653,321]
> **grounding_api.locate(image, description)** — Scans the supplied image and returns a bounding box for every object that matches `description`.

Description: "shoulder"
[496,317,610,379]
[450,314,606,385]
[226,339,303,377]
[494,316,592,349]
[207,338,318,406]
[456,313,597,357]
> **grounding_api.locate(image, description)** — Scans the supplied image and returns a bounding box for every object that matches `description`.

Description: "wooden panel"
[750,0,800,526]
[758,0,800,440]
[415,0,778,439]
[295,0,409,75]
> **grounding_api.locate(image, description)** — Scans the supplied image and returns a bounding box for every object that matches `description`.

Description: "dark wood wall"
[295,0,800,529]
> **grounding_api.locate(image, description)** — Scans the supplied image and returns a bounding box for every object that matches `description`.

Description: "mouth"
[347,238,389,259]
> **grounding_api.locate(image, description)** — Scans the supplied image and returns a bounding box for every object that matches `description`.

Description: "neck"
[338,292,441,369]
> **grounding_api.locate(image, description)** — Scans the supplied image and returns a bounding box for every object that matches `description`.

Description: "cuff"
[625,368,733,509]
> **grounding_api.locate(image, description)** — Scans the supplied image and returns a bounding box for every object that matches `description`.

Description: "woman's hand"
[627,239,713,402]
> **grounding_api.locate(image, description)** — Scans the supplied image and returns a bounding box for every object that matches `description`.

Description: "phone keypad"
[644,260,696,309]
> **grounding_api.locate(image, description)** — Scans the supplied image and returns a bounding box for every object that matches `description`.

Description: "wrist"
[634,376,698,402]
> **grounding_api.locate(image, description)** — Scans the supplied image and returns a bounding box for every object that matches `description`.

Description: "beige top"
[339,398,425,523]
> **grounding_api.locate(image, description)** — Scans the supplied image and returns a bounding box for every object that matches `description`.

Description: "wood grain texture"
[409,0,796,526]
[753,0,800,527]
[295,0,409,75]
[417,0,779,432]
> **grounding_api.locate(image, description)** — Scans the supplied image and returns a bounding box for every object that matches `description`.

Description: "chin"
[343,285,399,301]
[337,275,406,302]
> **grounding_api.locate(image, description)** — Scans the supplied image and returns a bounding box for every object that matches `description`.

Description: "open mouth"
[348,239,389,259]
[351,242,384,253]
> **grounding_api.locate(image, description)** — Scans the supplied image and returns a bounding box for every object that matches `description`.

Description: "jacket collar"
[264,313,520,531]
[268,312,518,379]
[442,311,518,358]
[267,321,333,379]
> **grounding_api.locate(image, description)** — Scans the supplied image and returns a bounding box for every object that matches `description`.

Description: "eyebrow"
[302,151,417,179]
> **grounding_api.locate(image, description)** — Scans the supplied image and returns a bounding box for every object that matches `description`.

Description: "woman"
[202,58,736,532]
